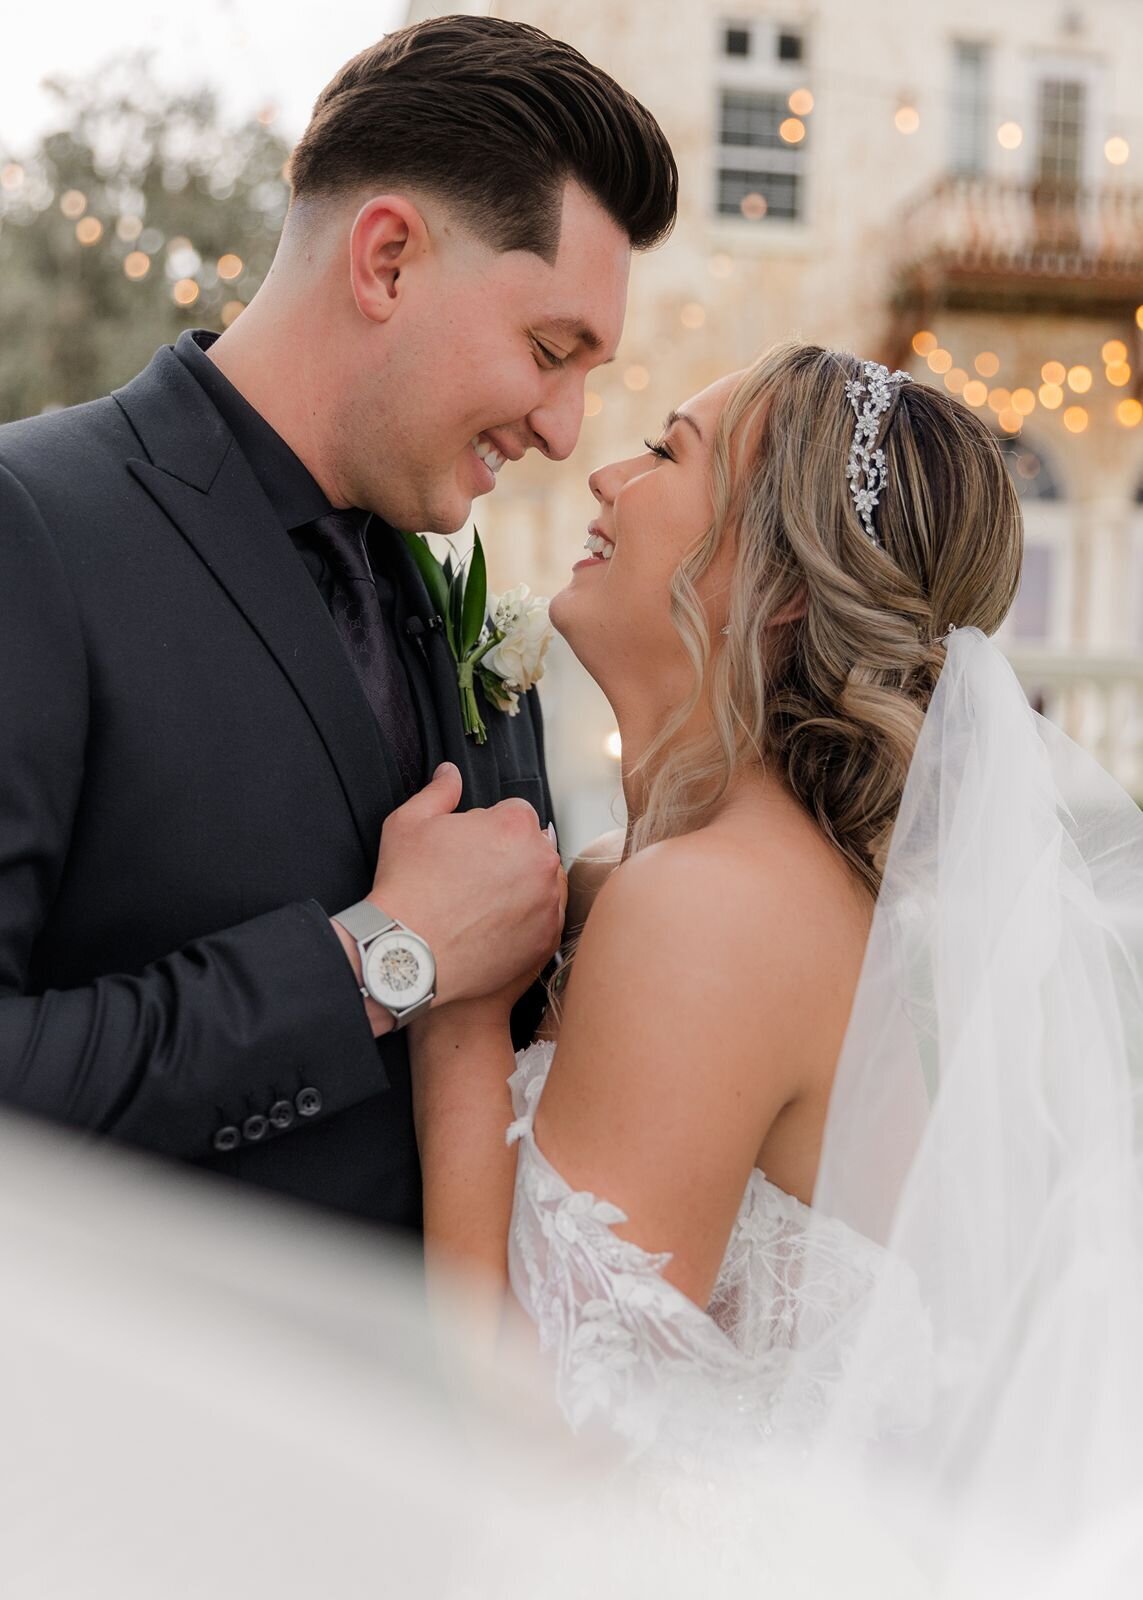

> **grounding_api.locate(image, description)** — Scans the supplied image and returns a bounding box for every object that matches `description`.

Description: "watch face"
[363,931,435,1011]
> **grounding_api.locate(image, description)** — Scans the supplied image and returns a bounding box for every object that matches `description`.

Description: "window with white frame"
[715,20,810,224]
[950,41,991,177]
[1036,77,1087,187]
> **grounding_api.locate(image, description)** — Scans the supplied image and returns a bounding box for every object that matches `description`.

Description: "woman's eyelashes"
[643,436,674,461]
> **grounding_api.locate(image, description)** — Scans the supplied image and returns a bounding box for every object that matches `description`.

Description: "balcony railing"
[1007,646,1143,799]
[887,174,1143,326]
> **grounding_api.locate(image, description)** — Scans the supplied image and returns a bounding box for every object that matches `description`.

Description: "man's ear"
[348,195,427,325]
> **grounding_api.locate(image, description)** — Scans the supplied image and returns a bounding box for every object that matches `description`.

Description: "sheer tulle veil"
[810,624,1143,1592]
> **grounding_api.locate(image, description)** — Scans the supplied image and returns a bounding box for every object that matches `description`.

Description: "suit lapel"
[115,351,400,869]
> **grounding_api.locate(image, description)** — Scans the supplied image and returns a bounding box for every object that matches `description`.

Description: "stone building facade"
[408,0,1143,847]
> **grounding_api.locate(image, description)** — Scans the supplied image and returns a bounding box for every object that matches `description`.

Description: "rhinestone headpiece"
[844,360,912,548]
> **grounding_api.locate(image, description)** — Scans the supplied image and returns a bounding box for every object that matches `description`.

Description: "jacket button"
[268,1098,296,1131]
[242,1114,268,1142]
[295,1087,322,1118]
[213,1125,240,1153]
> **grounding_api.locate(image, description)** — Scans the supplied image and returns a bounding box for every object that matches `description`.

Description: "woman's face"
[549,372,742,709]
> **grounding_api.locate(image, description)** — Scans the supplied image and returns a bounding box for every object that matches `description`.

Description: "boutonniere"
[401,529,554,745]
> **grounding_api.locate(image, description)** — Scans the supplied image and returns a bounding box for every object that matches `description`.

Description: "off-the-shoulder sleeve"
[505,1043,768,1455]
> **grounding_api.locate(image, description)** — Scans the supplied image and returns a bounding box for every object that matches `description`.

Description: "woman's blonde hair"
[625,342,1024,896]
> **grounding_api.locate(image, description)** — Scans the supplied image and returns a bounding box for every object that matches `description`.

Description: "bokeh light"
[975,351,1000,377]
[1063,406,1089,433]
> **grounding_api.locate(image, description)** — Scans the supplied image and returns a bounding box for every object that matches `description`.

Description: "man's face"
[357,181,630,534]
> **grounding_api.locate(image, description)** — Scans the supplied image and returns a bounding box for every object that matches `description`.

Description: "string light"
[221,300,245,327]
[1011,388,1036,416]
[1041,360,1066,385]
[1107,362,1132,387]
[584,392,603,418]
[962,380,988,407]
[623,365,650,392]
[739,191,767,219]
[997,122,1024,150]
[75,217,102,246]
[987,387,1012,412]
[997,408,1022,434]
[975,351,1000,377]
[944,367,968,394]
[1063,405,1088,433]
[788,88,814,116]
[1105,136,1130,165]
[779,117,806,144]
[60,189,87,219]
[927,348,952,374]
[172,279,200,307]
[115,215,143,242]
[912,330,938,356]
[1117,399,1143,428]
[123,252,150,280]
[1039,383,1064,410]
[217,253,244,281]
[1102,340,1127,365]
[679,302,706,329]
[1067,365,1092,393]
[895,105,920,135]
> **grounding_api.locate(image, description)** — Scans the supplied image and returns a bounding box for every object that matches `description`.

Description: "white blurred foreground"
[0,1098,1139,1598]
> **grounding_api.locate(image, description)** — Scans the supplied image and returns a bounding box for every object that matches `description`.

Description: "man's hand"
[356,763,565,1012]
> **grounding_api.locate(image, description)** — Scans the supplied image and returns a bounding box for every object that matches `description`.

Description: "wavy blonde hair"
[620,342,1024,896]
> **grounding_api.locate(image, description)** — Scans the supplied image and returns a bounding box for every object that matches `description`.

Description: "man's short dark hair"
[288,14,678,260]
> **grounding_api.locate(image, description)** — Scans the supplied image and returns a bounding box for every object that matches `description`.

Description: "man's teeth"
[583,533,615,560]
[472,436,507,475]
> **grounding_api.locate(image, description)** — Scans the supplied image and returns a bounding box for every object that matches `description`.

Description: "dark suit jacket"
[0,345,554,1228]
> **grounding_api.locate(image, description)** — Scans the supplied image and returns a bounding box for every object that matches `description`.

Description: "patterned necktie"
[307,510,423,796]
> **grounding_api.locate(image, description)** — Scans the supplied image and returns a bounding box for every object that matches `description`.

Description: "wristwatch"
[332,900,436,1029]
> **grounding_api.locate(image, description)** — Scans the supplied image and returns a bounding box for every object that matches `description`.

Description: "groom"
[0,17,677,1227]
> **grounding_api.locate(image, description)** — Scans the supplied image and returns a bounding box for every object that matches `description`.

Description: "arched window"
[994,431,1068,645]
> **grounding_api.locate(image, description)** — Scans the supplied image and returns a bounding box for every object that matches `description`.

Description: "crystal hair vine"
[845,360,912,548]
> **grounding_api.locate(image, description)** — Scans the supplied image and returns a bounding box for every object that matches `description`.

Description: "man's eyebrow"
[542,316,605,354]
[664,408,703,442]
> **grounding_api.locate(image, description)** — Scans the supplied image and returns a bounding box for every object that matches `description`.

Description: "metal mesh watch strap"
[332,900,398,945]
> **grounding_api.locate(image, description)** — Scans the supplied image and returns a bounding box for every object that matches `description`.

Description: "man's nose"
[528,381,586,463]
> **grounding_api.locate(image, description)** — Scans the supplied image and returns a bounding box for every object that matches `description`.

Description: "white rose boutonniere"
[401,529,553,745]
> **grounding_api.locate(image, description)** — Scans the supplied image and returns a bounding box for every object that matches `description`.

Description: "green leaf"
[399,531,450,621]
[448,559,465,655]
[461,529,488,656]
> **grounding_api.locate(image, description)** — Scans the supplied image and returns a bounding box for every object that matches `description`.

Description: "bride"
[408,344,1143,1590]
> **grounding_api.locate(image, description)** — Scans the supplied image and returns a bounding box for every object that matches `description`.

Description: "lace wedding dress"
[507,1039,932,1463]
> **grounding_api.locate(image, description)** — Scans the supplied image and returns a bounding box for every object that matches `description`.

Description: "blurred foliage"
[0,55,293,422]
